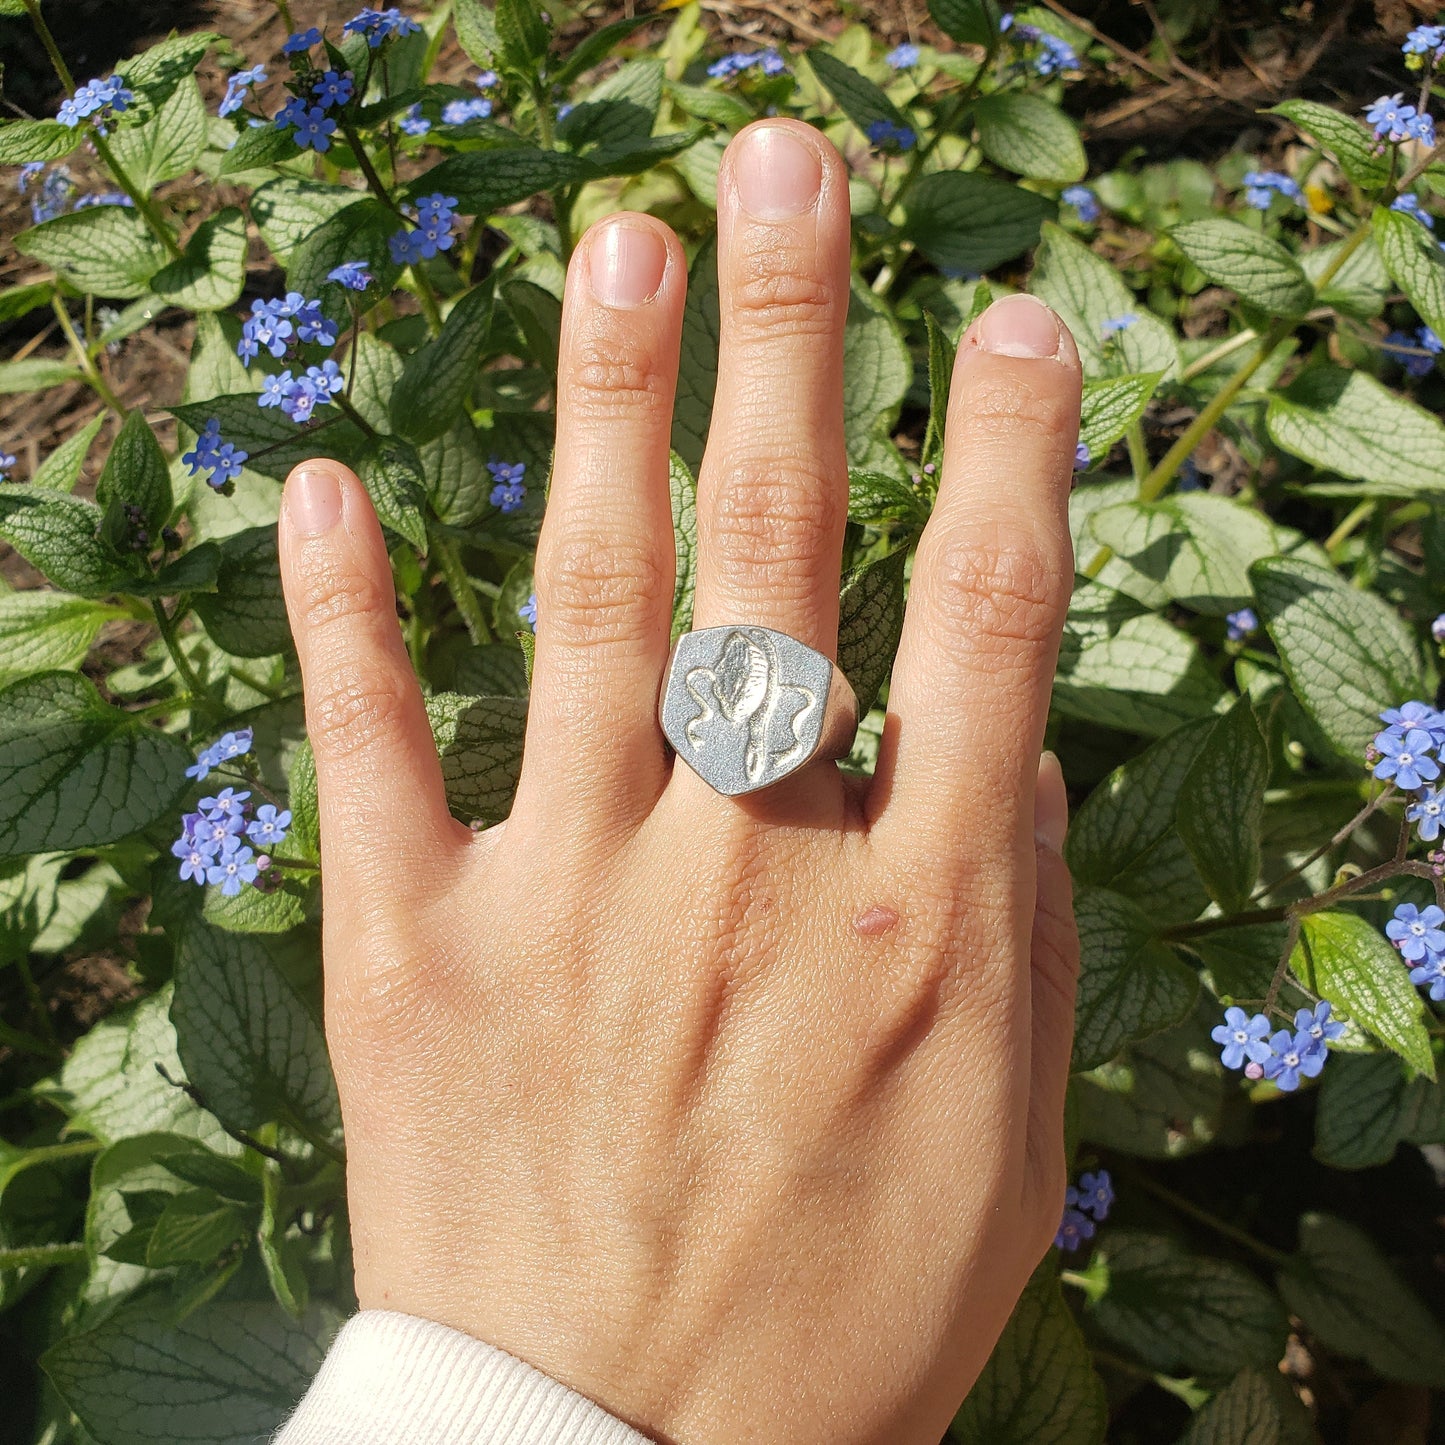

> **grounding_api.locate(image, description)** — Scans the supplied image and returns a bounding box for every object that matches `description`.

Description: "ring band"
[659,625,859,796]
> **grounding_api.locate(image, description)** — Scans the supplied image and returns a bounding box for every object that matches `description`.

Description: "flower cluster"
[488,460,527,514]
[173,788,291,897]
[219,65,267,119]
[185,727,254,781]
[1403,23,1445,67]
[1365,93,1436,147]
[283,27,322,55]
[1371,700,1445,801]
[344,7,422,46]
[1389,902,1445,1000]
[1225,607,1258,642]
[1212,1001,1343,1090]
[706,49,787,80]
[443,97,493,125]
[399,104,432,136]
[885,42,920,69]
[1240,169,1303,211]
[182,418,249,491]
[389,192,459,265]
[57,74,134,130]
[1056,1169,1112,1252]
[1001,14,1081,76]
[1383,325,1442,378]
[259,361,345,422]
[1062,184,1100,223]
[18,163,135,222]
[866,118,917,151]
[233,292,344,424]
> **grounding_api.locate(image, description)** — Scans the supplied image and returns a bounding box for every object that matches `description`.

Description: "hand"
[277,119,1082,1445]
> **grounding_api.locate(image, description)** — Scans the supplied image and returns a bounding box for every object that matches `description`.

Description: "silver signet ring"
[658,626,860,796]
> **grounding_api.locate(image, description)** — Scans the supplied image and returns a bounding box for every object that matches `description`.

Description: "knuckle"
[567,327,670,418]
[309,666,411,757]
[539,534,668,649]
[728,256,837,340]
[922,521,1067,653]
[706,451,839,581]
[956,372,1072,444]
[295,553,395,635]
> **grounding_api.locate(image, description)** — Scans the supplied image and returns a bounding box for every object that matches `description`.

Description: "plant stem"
[283,1110,346,1165]
[88,132,184,259]
[271,0,296,30]
[51,296,126,416]
[1252,786,1390,903]
[22,0,76,92]
[0,1242,87,1273]
[15,957,58,1048]
[1129,1174,1289,1265]
[333,393,378,441]
[1179,327,1258,381]
[430,530,491,644]
[410,267,445,335]
[1125,419,1150,485]
[1324,498,1376,556]
[151,599,220,717]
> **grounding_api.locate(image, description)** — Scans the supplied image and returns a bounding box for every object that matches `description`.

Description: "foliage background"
[1,1,1444,1442]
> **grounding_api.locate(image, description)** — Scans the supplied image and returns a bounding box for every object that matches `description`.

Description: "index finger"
[869,294,1080,864]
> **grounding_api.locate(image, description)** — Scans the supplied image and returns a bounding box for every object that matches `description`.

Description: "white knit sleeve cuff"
[273,1310,655,1445]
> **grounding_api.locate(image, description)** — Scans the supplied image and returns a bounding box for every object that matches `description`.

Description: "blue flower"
[1073,1170,1113,1220]
[1373,727,1441,790]
[416,192,459,227]
[1408,788,1445,841]
[328,260,373,291]
[1404,24,1445,60]
[283,27,322,54]
[72,191,134,210]
[17,161,45,192]
[389,228,425,265]
[1073,441,1090,471]
[1061,184,1100,223]
[1225,607,1257,642]
[1030,32,1080,76]
[181,418,249,490]
[1380,700,1445,742]
[25,165,76,224]
[208,844,260,896]
[519,592,538,628]
[290,105,338,152]
[1211,1006,1273,1070]
[57,74,134,129]
[707,48,787,80]
[1100,313,1137,336]
[258,370,294,408]
[274,95,310,132]
[304,360,345,398]
[398,103,431,136]
[199,786,250,818]
[185,729,252,780]
[247,804,292,847]
[885,42,920,68]
[220,64,268,119]
[1366,93,1418,142]
[1392,193,1435,230]
[474,69,499,89]
[866,118,917,151]
[1388,325,1441,376]
[197,809,244,852]
[488,459,527,514]
[0,452,15,481]
[173,836,210,884]
[1241,169,1303,211]
[279,374,321,422]
[1409,955,1445,1001]
[442,96,492,124]
[1054,1206,1095,1251]
[1432,614,1445,644]
[1294,1001,1344,1048]
[343,7,422,46]
[1407,111,1437,147]
[1387,901,1445,962]
[313,70,355,109]
[289,296,338,346]
[1263,1028,1326,1091]
[239,297,295,361]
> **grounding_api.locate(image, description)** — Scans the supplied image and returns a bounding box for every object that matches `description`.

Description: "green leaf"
[1271,100,1389,188]
[1290,912,1433,1078]
[216,122,299,178]
[552,12,656,87]
[1278,1213,1445,1387]
[429,693,528,824]
[1374,203,1445,339]
[0,357,85,394]
[502,277,562,377]
[1078,373,1161,459]
[1303,233,1391,320]
[150,208,247,312]
[1073,887,1198,1070]
[15,206,167,299]
[172,925,340,1140]
[98,410,172,537]
[1066,717,1213,920]
[922,311,955,470]
[1250,554,1423,759]
[0,592,122,688]
[417,146,591,216]
[35,987,229,1147]
[285,199,403,303]
[1313,1052,1445,1169]
[1088,492,1281,614]
[844,280,912,467]
[108,75,206,190]
[806,49,909,134]
[496,0,551,68]
[121,31,219,119]
[666,79,752,130]
[1266,364,1445,495]
[144,1189,251,1267]
[903,171,1053,278]
[1176,1369,1287,1445]
[0,672,190,858]
[574,127,705,181]
[391,283,494,445]
[192,528,291,658]
[974,93,1085,182]
[0,488,134,597]
[1177,697,1267,913]
[170,396,367,482]
[1089,1230,1288,1377]
[250,178,367,263]
[33,414,106,492]
[454,0,501,66]
[0,119,80,165]
[1170,218,1313,315]
[671,236,719,473]
[950,1267,1106,1445]
[559,57,662,154]
[836,548,908,716]
[670,451,698,642]
[1031,222,1179,380]
[0,280,57,326]
[848,470,929,527]
[358,439,429,552]
[42,1295,338,1445]
[422,418,491,527]
[928,0,1001,46]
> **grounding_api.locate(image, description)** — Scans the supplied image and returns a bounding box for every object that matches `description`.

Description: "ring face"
[661,626,837,796]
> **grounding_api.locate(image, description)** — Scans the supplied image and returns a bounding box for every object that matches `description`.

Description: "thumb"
[278,460,466,886]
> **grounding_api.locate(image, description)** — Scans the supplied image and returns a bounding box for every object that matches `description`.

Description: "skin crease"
[277,118,1083,1445]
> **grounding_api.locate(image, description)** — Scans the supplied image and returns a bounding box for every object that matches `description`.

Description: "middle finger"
[690,120,852,656]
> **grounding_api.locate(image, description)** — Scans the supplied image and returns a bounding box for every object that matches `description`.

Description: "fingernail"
[734,124,822,221]
[1034,750,1069,853]
[289,467,342,536]
[590,221,667,308]
[977,294,1064,360]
